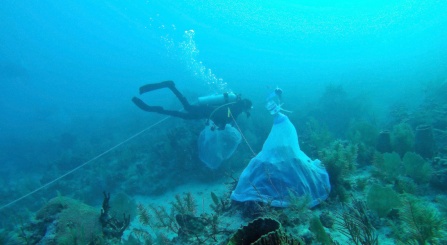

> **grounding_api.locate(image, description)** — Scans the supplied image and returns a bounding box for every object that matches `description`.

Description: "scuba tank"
[198,92,237,106]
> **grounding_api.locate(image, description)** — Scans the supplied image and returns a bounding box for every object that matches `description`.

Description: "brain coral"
[36,196,102,244]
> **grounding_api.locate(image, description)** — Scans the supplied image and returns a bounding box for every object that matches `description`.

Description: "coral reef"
[99,192,131,240]
[4,193,133,245]
[226,217,301,245]
[319,140,358,202]
[347,121,379,165]
[376,130,392,153]
[366,184,401,218]
[210,191,231,215]
[391,123,415,157]
[336,199,378,245]
[392,195,446,244]
[309,215,334,244]
[25,196,103,244]
[394,176,417,194]
[319,211,335,229]
[6,78,447,245]
[109,191,137,220]
[0,228,20,245]
[347,121,379,149]
[372,152,401,183]
[430,168,447,192]
[402,152,433,184]
[299,117,334,158]
[137,192,233,244]
[414,124,436,159]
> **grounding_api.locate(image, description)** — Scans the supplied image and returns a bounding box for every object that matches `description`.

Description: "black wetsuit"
[132,81,251,129]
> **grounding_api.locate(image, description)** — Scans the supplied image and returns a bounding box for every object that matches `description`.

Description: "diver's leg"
[139,81,175,94]
[165,83,193,110]
[139,81,192,110]
[132,97,163,112]
[137,80,194,113]
[132,97,194,119]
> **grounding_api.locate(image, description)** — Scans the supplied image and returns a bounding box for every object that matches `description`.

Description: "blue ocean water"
[1,0,447,243]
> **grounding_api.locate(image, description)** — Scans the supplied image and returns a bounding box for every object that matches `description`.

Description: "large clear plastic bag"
[198,122,242,169]
[231,113,330,207]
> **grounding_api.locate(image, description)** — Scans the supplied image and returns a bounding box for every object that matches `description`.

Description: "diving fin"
[139,81,174,94]
[132,97,163,112]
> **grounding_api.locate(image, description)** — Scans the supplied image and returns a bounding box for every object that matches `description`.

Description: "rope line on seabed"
[0,116,172,211]
[229,109,257,157]
[0,107,256,211]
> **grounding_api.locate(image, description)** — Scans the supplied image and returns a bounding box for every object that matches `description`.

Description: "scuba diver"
[132,81,252,129]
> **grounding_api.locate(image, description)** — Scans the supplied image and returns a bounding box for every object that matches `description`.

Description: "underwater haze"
[1,0,446,140]
[1,0,447,244]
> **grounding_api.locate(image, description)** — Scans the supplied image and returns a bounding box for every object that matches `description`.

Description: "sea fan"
[398,195,446,245]
[137,203,151,226]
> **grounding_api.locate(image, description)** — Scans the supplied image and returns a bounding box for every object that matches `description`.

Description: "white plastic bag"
[231,113,330,207]
[198,122,242,169]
